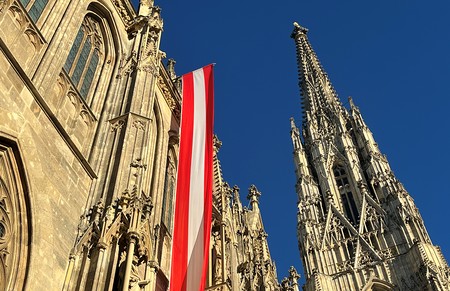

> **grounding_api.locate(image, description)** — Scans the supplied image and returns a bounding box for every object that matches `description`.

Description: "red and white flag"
[170,64,214,291]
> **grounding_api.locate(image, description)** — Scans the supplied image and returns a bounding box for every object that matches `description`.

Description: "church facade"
[0,0,448,290]
[0,0,288,290]
[290,22,450,290]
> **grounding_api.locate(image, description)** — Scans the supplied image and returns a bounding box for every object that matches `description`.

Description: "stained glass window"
[63,16,104,100]
[20,0,48,23]
[64,29,83,73]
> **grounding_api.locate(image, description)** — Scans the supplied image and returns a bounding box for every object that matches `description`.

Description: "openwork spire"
[290,22,450,291]
[291,22,342,124]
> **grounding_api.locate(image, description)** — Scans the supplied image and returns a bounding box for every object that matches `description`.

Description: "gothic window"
[63,15,104,100]
[333,165,359,224]
[20,0,48,22]
[346,240,355,260]
[161,150,176,231]
[0,142,30,291]
[369,233,380,250]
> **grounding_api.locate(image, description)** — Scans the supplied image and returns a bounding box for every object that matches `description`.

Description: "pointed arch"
[149,102,164,200]
[161,147,176,231]
[61,3,120,115]
[0,136,31,291]
[332,164,359,225]
[63,14,106,101]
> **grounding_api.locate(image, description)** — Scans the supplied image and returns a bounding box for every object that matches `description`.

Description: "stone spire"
[290,23,450,291]
[207,142,281,290]
[291,22,342,126]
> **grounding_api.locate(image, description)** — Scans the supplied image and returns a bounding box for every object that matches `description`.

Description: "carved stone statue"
[213,232,222,283]
[129,255,150,291]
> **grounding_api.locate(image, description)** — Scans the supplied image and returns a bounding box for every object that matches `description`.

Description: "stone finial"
[348,96,361,114]
[213,135,222,153]
[280,277,290,289]
[290,117,297,130]
[231,185,242,208]
[290,117,303,150]
[288,266,300,282]
[222,182,231,197]
[291,22,309,38]
[348,96,355,108]
[357,180,369,194]
[247,184,261,203]
[167,58,177,80]
[325,190,334,204]
[140,0,154,8]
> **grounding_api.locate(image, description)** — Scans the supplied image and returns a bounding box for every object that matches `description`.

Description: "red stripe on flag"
[170,71,194,291]
[170,64,214,291]
[200,64,214,290]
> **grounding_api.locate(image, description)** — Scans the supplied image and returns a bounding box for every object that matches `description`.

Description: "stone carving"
[24,26,43,50]
[129,255,150,291]
[0,143,29,291]
[9,2,28,27]
[110,117,126,132]
[112,0,133,26]
[158,76,177,110]
[126,6,162,40]
[83,16,103,54]
[0,180,12,291]
[213,232,223,283]
[7,2,45,51]
[117,52,137,78]
[0,0,9,13]
[291,22,450,290]
[132,119,146,131]
[167,59,177,80]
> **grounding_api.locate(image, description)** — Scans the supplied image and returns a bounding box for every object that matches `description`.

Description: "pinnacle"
[292,22,308,37]
[290,117,297,130]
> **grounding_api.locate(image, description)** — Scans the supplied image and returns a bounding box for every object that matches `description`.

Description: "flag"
[170,64,214,291]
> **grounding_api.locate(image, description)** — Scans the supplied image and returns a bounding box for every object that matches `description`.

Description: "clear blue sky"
[133,0,450,284]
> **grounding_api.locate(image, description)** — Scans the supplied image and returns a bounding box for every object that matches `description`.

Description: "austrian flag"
[170,65,214,291]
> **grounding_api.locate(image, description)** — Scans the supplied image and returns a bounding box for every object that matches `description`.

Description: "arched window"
[0,140,31,291]
[20,0,48,22]
[333,165,359,224]
[64,15,104,100]
[161,150,176,231]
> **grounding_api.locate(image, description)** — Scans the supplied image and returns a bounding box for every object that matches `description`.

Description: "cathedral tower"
[290,22,450,290]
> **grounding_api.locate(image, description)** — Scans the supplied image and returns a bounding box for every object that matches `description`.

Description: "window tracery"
[333,165,359,224]
[0,142,30,291]
[63,15,104,100]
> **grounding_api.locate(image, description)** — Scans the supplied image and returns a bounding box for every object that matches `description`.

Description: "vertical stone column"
[122,233,139,291]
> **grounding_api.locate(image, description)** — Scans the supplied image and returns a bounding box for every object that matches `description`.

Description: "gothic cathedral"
[290,22,450,290]
[0,0,284,290]
[0,0,448,290]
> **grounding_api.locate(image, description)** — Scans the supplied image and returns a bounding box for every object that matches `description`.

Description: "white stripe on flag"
[169,64,214,291]
[186,69,207,290]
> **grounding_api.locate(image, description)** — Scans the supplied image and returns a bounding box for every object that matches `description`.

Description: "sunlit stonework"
[0,0,448,290]
[290,22,450,290]
[0,0,288,290]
